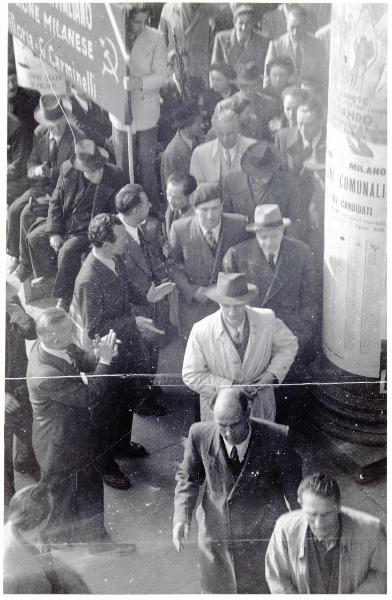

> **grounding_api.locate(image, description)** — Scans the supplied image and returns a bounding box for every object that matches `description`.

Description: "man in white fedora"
[223,204,317,377]
[182,271,298,421]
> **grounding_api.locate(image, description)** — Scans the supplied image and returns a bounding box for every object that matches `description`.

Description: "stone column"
[312,3,387,448]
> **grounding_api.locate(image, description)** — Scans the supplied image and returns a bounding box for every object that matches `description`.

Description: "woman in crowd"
[263,56,295,112]
[200,63,238,133]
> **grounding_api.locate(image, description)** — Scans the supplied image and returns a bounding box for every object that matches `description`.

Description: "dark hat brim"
[246,217,291,231]
[205,282,258,304]
[71,146,109,171]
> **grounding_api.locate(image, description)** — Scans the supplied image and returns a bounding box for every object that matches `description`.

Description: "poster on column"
[13,36,67,95]
[323,4,387,378]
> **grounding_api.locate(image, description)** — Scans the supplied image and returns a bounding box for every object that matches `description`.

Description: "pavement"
[11,279,386,594]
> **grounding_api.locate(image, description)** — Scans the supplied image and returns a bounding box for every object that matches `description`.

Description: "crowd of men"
[5,2,386,594]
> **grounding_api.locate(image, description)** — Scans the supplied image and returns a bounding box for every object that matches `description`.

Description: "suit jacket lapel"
[208,427,236,486]
[190,218,216,272]
[57,127,74,167]
[263,238,291,303]
[210,139,221,181]
[209,218,228,284]
[38,344,76,376]
[124,233,151,276]
[67,172,86,214]
[248,239,274,305]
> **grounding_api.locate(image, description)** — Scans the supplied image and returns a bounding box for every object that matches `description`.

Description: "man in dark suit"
[173,386,302,593]
[7,112,30,206]
[167,182,249,339]
[21,140,128,311]
[275,98,326,242]
[223,204,318,371]
[275,98,326,177]
[231,62,281,141]
[158,49,205,147]
[160,103,204,193]
[5,281,39,503]
[222,140,305,240]
[8,95,80,278]
[164,172,196,243]
[26,307,119,543]
[116,184,175,415]
[70,214,165,489]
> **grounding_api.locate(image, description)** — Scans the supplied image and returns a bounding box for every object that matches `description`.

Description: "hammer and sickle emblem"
[99,37,119,83]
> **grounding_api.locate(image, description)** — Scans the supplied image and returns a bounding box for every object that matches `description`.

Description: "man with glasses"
[173,386,302,593]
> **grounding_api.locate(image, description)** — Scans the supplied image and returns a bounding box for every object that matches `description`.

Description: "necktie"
[65,346,77,368]
[230,445,241,474]
[225,149,232,169]
[294,43,302,75]
[48,137,58,168]
[233,329,241,347]
[205,230,217,253]
[268,253,275,270]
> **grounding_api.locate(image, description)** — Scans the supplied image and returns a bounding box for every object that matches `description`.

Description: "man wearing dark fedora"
[22,139,127,311]
[222,140,304,240]
[231,61,281,140]
[167,182,248,340]
[183,272,298,421]
[9,94,81,279]
[160,102,204,194]
[223,204,318,377]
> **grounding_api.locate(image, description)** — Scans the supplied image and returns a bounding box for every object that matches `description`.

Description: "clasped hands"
[233,371,277,398]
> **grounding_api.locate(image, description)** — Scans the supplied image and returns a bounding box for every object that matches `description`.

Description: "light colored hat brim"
[71,147,109,171]
[246,217,291,231]
[6,277,21,299]
[303,156,326,171]
[205,283,258,305]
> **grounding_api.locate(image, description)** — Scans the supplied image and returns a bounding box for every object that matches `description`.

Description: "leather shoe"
[102,470,131,490]
[116,442,148,458]
[56,297,71,312]
[14,264,30,283]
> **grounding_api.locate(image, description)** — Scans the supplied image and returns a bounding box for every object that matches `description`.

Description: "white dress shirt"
[119,216,140,244]
[222,423,252,463]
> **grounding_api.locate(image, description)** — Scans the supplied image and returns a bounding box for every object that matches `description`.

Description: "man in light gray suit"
[264,4,328,88]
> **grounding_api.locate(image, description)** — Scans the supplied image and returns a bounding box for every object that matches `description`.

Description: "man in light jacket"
[190,106,255,185]
[119,4,167,216]
[265,472,387,594]
[182,271,298,421]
